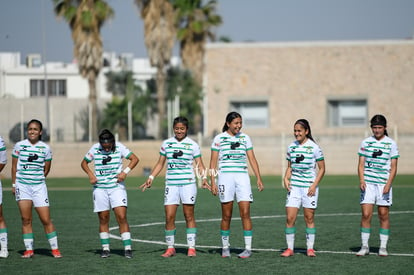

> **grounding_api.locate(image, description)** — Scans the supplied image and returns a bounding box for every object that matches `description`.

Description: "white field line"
[109,210,414,257]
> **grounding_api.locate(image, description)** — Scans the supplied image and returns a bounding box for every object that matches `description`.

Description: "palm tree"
[135,0,176,139]
[53,0,114,141]
[174,0,222,85]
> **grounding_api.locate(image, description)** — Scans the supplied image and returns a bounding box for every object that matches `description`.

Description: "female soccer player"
[140,116,209,257]
[209,111,264,258]
[11,119,62,258]
[356,114,399,257]
[0,136,8,258]
[81,129,139,258]
[281,119,325,257]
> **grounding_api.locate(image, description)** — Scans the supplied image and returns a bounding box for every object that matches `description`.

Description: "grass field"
[0,175,413,274]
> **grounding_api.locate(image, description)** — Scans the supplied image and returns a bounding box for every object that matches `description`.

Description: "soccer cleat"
[221,248,230,258]
[238,249,252,258]
[378,247,388,257]
[187,248,196,257]
[356,246,369,256]
[0,249,9,258]
[124,249,133,258]
[161,248,176,258]
[101,249,110,258]
[22,250,34,258]
[307,249,316,257]
[52,249,62,258]
[280,248,294,257]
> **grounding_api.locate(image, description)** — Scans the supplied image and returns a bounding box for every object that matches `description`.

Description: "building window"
[328,99,367,127]
[230,101,269,128]
[30,79,67,97]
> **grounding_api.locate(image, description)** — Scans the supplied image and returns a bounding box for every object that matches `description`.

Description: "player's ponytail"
[370,114,388,136]
[222,111,242,132]
[294,119,315,142]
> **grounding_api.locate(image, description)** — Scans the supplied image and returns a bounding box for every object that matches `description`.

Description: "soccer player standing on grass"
[11,119,62,258]
[0,136,9,258]
[356,114,399,257]
[209,111,264,259]
[140,117,209,258]
[281,119,325,258]
[81,129,139,259]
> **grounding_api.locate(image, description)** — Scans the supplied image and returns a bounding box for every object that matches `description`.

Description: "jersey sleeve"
[192,142,202,158]
[0,137,6,164]
[117,142,132,159]
[84,145,96,162]
[211,135,220,151]
[390,141,399,159]
[244,134,253,151]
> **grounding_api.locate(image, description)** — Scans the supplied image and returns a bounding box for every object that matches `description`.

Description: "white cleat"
[378,247,388,256]
[356,246,369,256]
[0,249,9,258]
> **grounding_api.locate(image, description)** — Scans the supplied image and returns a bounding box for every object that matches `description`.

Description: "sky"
[1,0,414,63]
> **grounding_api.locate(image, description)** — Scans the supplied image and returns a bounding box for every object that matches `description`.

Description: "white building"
[0,52,172,143]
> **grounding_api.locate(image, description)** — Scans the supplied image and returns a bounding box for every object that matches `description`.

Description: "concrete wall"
[0,136,412,181]
[204,40,414,138]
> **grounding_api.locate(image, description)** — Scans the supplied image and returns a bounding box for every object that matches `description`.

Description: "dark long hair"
[222,111,242,132]
[27,119,43,140]
[370,114,388,136]
[99,129,116,152]
[294,119,315,142]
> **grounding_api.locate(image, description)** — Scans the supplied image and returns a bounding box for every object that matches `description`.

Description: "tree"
[173,0,222,134]
[165,66,203,135]
[174,0,222,85]
[53,0,114,141]
[135,0,176,139]
[102,70,156,140]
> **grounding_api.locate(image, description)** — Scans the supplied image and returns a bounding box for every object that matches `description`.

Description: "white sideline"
[108,210,414,257]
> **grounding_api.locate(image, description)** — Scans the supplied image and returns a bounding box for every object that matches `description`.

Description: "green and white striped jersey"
[12,139,52,185]
[211,132,252,174]
[286,139,324,187]
[84,142,133,189]
[161,136,201,186]
[358,135,399,185]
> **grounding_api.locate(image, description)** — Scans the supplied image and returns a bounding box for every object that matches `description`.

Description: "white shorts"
[164,184,197,205]
[93,184,127,212]
[15,183,50,207]
[360,184,392,206]
[217,172,253,203]
[285,185,319,209]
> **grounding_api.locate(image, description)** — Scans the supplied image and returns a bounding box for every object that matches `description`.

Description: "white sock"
[121,232,132,250]
[100,232,110,251]
[221,230,230,249]
[46,231,59,250]
[165,229,176,248]
[186,228,197,249]
[0,229,7,250]
[244,230,252,250]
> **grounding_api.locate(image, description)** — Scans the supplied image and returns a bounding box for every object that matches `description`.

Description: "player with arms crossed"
[356,114,399,257]
[81,129,139,258]
[281,119,325,257]
[11,119,62,258]
[140,116,209,257]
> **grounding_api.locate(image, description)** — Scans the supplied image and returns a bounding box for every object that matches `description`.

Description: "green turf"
[0,175,413,274]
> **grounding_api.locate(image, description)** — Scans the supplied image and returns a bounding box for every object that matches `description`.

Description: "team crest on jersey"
[306,146,313,153]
